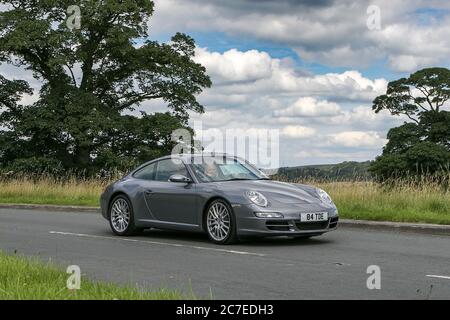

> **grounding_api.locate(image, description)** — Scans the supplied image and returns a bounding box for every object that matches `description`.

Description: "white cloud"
[195,48,387,102]
[326,131,387,148]
[281,125,316,138]
[388,55,436,73]
[194,48,273,84]
[274,97,342,117]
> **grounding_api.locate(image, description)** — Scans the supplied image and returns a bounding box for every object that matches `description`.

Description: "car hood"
[212,180,323,205]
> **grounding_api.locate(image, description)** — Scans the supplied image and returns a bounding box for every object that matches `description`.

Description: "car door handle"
[144,190,153,194]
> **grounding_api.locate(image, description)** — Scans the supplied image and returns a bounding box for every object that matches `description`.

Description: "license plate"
[300,212,328,222]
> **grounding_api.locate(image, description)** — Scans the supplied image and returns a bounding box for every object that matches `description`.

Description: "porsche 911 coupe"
[100,154,339,244]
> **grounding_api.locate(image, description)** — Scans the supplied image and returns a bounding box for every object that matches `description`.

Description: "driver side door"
[141,158,198,226]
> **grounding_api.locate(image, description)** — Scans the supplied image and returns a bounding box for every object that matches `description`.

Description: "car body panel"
[141,180,198,225]
[100,154,339,239]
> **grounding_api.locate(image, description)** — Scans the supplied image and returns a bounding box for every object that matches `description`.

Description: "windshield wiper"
[222,178,253,181]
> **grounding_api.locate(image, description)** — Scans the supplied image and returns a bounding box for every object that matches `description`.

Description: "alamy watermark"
[67,5,81,30]
[366,5,382,30]
[66,265,81,290]
[366,265,381,290]
[171,121,280,171]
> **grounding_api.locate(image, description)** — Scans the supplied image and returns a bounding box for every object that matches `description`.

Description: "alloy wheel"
[206,202,231,242]
[110,198,131,233]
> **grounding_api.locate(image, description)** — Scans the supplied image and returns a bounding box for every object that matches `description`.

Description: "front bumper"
[233,203,339,237]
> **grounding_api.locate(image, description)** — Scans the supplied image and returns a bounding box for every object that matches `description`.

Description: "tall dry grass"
[0,175,110,207]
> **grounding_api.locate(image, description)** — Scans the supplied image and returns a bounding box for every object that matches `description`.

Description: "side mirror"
[169,174,192,183]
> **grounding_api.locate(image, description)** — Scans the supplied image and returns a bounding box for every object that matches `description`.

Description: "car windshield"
[190,156,269,183]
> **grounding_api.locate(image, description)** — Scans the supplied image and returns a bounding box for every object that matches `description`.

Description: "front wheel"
[205,200,238,245]
[109,195,141,236]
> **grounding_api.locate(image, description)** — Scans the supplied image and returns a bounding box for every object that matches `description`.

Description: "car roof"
[159,153,241,163]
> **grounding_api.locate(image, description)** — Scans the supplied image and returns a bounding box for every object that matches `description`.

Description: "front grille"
[266,220,291,231]
[295,220,329,231]
[329,217,339,228]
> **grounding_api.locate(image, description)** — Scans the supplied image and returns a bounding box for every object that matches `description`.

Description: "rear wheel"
[109,195,141,236]
[205,200,238,245]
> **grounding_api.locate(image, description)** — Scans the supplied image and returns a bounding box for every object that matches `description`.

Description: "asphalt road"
[0,208,449,299]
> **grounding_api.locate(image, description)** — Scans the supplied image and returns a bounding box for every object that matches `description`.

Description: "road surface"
[0,208,449,299]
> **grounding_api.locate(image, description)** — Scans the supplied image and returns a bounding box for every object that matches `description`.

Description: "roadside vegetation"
[317,179,450,225]
[0,174,449,225]
[0,251,189,300]
[0,175,107,207]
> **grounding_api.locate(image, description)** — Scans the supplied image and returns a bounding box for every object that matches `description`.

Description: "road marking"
[48,231,266,257]
[426,275,450,280]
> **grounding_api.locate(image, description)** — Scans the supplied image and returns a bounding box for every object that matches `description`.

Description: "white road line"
[426,275,450,280]
[48,231,266,257]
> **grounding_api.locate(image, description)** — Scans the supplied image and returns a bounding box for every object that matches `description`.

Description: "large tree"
[0,0,211,173]
[370,68,450,179]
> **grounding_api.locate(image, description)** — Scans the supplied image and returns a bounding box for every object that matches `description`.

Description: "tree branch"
[65,64,77,87]
[119,93,163,110]
[405,113,420,125]
[417,86,436,111]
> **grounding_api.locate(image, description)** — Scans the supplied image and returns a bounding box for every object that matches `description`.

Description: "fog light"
[254,212,284,218]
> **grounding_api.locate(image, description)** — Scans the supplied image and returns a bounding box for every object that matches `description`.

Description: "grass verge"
[0,177,449,225]
[0,251,189,300]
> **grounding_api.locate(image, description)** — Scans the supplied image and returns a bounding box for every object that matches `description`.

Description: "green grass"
[0,176,449,225]
[0,251,189,300]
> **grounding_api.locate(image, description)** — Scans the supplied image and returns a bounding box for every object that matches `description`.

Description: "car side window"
[155,159,189,182]
[133,162,157,180]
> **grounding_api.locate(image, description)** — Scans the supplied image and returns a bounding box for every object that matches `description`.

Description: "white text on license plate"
[300,212,328,222]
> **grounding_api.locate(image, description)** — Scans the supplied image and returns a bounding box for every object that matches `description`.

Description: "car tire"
[205,199,238,245]
[109,195,142,236]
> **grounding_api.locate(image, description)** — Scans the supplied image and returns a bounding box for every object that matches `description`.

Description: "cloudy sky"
[2,0,450,167]
[146,0,450,167]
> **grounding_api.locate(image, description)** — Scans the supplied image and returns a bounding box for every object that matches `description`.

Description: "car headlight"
[317,188,333,205]
[245,191,268,207]
[254,212,284,218]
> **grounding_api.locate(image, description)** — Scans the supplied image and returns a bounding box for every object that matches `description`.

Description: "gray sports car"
[100,154,339,244]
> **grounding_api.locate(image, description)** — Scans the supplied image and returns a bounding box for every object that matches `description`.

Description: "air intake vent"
[295,221,329,231]
[266,220,290,231]
[329,217,339,228]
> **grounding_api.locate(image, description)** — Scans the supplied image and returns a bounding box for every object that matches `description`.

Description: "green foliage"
[0,1,211,174]
[370,68,450,181]
[373,67,450,122]
[3,157,65,176]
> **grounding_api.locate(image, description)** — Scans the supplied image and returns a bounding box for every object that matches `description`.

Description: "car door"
[142,158,198,226]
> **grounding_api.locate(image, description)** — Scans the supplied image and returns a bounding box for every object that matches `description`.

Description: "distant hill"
[271,161,372,181]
